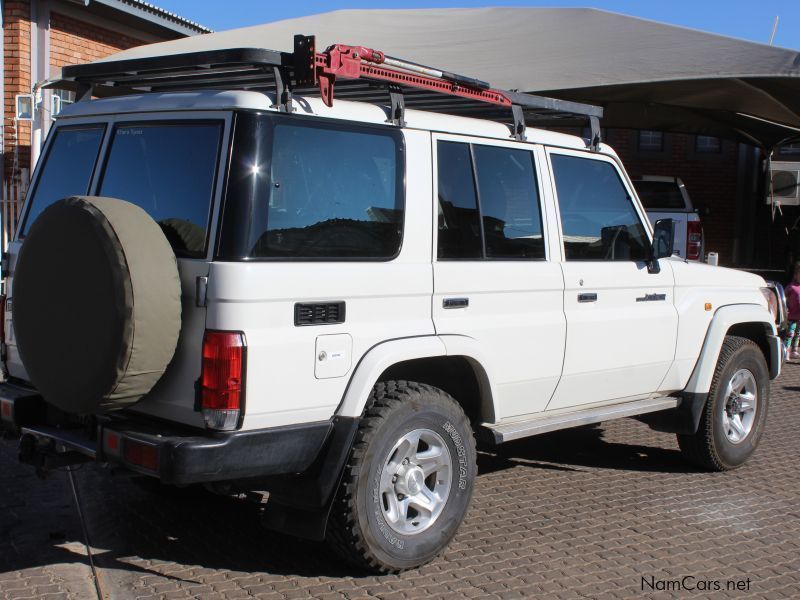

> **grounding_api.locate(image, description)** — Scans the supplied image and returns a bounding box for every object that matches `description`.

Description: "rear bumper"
[1,383,333,485]
[98,418,333,485]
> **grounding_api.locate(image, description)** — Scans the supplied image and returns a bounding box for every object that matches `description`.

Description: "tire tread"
[326,380,474,573]
[677,335,763,471]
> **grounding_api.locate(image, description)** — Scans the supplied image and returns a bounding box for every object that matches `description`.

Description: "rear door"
[6,113,232,428]
[545,149,678,410]
[432,134,566,420]
[5,121,108,381]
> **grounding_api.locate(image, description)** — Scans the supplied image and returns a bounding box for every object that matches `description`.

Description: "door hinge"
[196,276,208,308]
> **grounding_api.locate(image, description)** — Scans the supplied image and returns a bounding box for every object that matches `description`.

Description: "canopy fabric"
[97,7,800,147]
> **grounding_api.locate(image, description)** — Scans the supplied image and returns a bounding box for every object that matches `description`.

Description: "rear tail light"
[687,221,703,261]
[200,330,245,431]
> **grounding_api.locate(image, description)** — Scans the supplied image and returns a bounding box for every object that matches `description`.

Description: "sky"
[156,0,800,49]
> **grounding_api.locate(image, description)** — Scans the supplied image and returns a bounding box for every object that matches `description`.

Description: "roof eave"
[88,0,212,36]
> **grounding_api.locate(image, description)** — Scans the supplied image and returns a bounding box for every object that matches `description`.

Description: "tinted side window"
[552,154,649,261]
[632,180,685,210]
[249,121,402,258]
[473,145,544,259]
[99,122,222,257]
[22,125,105,235]
[437,141,481,259]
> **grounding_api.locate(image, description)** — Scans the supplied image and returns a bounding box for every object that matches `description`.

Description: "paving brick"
[2,366,800,598]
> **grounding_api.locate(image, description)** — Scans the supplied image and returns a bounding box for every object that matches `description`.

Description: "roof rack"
[55,34,604,148]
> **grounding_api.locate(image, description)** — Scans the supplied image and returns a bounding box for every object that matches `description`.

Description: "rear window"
[99,122,223,257]
[632,180,686,210]
[256,122,401,258]
[21,125,105,235]
[220,114,404,260]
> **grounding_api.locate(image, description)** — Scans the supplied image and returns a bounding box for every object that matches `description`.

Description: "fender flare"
[336,336,447,417]
[683,303,778,395]
[335,334,500,420]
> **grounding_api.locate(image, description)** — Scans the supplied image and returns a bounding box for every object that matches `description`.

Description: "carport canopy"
[94,7,800,148]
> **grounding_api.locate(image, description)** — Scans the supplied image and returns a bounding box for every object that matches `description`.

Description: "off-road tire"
[327,380,476,573]
[678,336,769,471]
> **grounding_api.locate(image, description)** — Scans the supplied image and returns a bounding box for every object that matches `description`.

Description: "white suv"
[0,39,786,573]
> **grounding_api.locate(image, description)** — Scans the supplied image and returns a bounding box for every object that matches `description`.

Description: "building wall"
[3,3,159,185]
[608,129,741,266]
[3,0,32,183]
[50,11,143,70]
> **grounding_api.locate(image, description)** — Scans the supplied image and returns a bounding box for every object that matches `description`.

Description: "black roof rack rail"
[54,34,604,148]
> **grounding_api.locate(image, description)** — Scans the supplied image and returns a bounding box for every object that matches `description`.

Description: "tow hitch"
[18,426,96,477]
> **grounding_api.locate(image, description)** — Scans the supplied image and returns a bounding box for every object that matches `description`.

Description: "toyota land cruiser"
[0,37,787,573]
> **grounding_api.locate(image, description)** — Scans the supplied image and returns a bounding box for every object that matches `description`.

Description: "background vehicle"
[0,38,786,574]
[632,175,705,261]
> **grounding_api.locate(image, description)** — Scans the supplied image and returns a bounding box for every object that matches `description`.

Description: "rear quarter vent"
[294,302,346,326]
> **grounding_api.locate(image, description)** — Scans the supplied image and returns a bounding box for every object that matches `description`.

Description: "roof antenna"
[768,16,779,45]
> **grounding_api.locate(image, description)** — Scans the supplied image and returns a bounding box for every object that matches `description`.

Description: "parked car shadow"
[0,419,694,584]
[477,421,697,475]
[80,477,371,580]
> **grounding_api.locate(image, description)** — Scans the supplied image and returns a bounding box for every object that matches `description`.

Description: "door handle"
[443,297,469,309]
[577,293,598,303]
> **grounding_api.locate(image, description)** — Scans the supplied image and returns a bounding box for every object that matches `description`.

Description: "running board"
[483,397,680,444]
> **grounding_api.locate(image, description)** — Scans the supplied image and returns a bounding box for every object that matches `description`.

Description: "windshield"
[22,120,223,257]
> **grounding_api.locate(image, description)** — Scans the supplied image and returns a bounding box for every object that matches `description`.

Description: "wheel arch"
[336,335,497,423]
[379,355,495,424]
[684,304,780,395]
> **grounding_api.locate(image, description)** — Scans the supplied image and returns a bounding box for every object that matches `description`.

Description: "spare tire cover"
[13,196,182,413]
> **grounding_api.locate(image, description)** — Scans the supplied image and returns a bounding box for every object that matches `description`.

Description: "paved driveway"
[1,365,799,599]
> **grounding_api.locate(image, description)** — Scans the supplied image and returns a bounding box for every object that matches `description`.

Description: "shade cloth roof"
[98,7,800,147]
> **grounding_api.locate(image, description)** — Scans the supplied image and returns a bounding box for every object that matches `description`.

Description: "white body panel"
[550,260,677,409]
[658,260,772,393]
[433,260,566,419]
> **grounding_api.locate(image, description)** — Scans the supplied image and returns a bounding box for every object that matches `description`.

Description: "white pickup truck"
[0,38,787,573]
[633,175,705,261]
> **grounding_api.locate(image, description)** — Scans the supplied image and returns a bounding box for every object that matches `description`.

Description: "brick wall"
[608,129,741,266]
[50,11,143,69]
[3,0,32,182]
[2,6,145,183]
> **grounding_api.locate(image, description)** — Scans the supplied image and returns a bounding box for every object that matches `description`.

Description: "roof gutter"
[83,0,212,36]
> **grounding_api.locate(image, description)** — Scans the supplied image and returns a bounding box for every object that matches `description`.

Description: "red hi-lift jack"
[293,35,600,144]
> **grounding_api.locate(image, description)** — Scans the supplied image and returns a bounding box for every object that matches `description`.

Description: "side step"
[483,396,680,444]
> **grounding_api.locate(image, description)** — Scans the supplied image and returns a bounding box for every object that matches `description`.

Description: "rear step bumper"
[1,383,332,485]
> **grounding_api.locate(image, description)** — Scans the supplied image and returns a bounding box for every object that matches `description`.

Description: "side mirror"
[648,218,675,274]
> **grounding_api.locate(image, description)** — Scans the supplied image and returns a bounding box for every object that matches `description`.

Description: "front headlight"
[760,287,779,323]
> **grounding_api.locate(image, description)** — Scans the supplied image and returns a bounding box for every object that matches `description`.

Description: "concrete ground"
[1,365,799,600]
